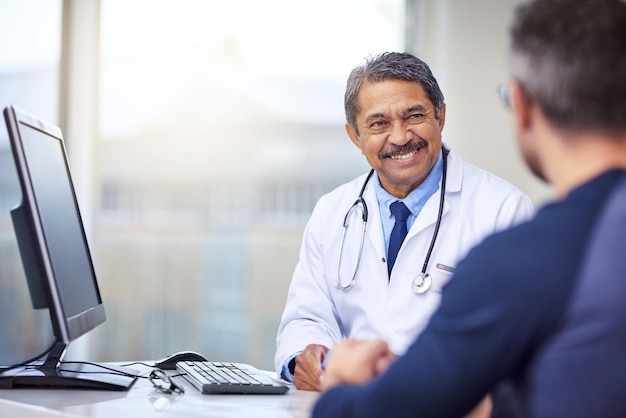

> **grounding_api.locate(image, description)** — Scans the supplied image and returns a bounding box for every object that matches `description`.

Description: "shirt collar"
[374,151,444,219]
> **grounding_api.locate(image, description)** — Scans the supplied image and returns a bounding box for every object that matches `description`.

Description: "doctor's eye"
[367,120,389,133]
[406,113,425,123]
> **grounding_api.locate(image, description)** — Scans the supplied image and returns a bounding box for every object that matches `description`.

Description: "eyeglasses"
[498,83,511,109]
[149,369,185,394]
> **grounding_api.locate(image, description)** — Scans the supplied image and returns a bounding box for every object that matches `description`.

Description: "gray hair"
[509,0,626,136]
[344,52,444,134]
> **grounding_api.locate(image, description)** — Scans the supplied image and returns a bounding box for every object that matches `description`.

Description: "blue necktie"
[388,201,411,276]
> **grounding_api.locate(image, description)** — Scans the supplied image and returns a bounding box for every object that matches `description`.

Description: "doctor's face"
[346,79,445,198]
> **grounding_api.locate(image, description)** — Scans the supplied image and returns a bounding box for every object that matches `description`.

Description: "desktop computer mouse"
[154,351,209,370]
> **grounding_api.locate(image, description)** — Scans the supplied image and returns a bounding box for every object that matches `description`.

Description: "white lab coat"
[274,148,534,376]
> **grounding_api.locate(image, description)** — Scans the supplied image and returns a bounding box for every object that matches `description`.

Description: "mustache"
[378,139,428,159]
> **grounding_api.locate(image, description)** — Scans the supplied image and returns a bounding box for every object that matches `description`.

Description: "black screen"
[1,106,136,391]
[19,122,101,319]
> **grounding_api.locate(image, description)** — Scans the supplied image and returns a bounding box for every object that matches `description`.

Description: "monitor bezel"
[4,105,106,344]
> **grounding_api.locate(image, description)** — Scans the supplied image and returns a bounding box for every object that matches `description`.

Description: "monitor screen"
[0,106,136,390]
[7,105,104,341]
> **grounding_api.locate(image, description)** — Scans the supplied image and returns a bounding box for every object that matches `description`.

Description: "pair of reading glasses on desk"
[149,369,185,395]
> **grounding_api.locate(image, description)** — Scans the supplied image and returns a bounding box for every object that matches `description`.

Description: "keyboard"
[176,361,289,395]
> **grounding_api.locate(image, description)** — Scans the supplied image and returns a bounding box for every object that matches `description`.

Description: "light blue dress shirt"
[374,151,444,258]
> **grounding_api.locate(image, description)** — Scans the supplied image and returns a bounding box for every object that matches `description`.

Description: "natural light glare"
[0,0,61,72]
[94,0,405,366]
[101,0,404,80]
[0,0,406,368]
[99,0,404,137]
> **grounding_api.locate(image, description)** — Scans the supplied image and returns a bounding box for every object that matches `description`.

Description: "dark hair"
[344,52,444,134]
[510,0,626,135]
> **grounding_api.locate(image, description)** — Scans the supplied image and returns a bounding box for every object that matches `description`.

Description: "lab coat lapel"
[406,148,459,239]
[362,184,387,262]
[407,189,446,238]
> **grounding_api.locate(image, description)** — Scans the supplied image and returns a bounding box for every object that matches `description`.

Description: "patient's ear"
[511,80,532,133]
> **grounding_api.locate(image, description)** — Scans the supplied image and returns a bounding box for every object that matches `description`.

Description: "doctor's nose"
[387,122,414,146]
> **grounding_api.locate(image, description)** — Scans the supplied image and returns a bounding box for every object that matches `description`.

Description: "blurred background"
[0,0,549,371]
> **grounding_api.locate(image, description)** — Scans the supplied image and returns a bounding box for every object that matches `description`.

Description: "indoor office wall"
[408,0,552,206]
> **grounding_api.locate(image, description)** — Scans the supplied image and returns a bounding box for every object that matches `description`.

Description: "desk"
[0,365,319,418]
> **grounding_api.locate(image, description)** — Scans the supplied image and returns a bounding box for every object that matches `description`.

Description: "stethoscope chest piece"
[412,273,432,294]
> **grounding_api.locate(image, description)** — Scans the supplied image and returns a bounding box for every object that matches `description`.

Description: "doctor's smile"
[378,139,428,160]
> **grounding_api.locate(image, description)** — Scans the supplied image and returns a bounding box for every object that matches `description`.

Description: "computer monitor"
[0,105,137,390]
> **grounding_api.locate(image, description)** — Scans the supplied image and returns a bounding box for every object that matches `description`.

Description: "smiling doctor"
[275,52,534,391]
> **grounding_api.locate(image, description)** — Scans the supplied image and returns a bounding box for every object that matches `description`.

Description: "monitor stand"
[0,343,139,391]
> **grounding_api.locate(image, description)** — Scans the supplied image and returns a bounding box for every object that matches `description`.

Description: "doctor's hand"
[293,344,329,391]
[319,338,396,392]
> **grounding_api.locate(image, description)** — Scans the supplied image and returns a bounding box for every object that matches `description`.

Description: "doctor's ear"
[345,122,363,152]
[437,103,446,131]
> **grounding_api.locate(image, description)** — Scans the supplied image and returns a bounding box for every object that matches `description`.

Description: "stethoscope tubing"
[336,170,373,290]
[335,147,448,291]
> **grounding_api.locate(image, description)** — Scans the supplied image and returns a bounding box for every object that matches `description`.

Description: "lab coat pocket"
[429,263,455,293]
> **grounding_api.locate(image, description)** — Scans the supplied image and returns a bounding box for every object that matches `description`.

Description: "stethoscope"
[335,147,448,294]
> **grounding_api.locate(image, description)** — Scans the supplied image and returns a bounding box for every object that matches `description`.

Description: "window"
[95,0,404,369]
[0,0,62,364]
[0,0,404,370]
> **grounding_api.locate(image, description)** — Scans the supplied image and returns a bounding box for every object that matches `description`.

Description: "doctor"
[275,52,534,391]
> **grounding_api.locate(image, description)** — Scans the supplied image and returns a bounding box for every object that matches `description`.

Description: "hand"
[320,338,395,391]
[293,344,329,391]
[464,395,492,418]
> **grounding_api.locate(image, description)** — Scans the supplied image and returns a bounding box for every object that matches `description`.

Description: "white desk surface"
[0,365,319,418]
